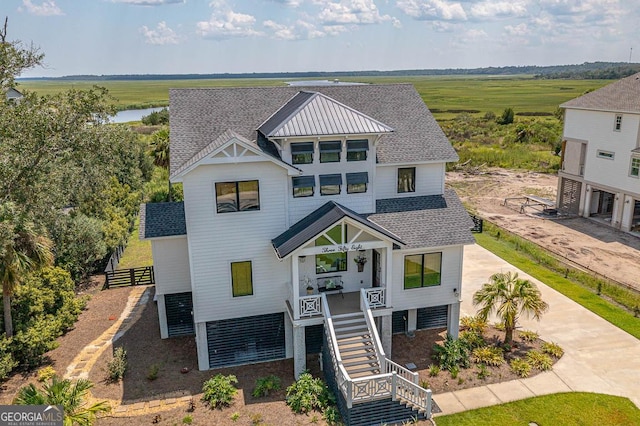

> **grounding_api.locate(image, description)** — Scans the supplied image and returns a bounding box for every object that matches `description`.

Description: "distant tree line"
[19,62,640,82]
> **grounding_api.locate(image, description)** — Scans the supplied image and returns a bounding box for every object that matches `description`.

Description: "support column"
[582,185,592,218]
[407,309,417,333]
[196,322,209,371]
[447,303,461,339]
[157,294,168,339]
[292,257,300,320]
[384,244,393,307]
[293,324,306,379]
[380,315,392,357]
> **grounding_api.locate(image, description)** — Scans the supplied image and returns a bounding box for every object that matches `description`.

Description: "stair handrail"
[359,289,387,371]
[321,293,353,405]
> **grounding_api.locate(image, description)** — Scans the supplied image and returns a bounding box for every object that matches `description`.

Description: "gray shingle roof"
[561,72,640,113]
[367,189,475,249]
[259,91,394,138]
[272,201,404,259]
[139,202,187,239]
[170,84,457,176]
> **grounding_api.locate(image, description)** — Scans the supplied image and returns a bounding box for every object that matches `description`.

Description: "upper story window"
[404,253,442,289]
[231,261,253,297]
[319,141,341,163]
[631,157,640,178]
[596,150,615,160]
[215,180,260,213]
[319,174,342,195]
[346,139,369,162]
[291,142,314,164]
[292,176,315,198]
[346,172,368,194]
[614,114,623,132]
[398,167,416,193]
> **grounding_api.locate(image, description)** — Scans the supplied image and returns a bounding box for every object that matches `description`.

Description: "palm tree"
[14,376,110,426]
[473,271,549,345]
[0,204,53,337]
[149,127,170,169]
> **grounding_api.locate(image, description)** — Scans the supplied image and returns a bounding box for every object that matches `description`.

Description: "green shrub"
[182,415,193,424]
[202,374,238,409]
[322,406,341,425]
[460,315,488,333]
[476,364,491,380]
[510,358,532,378]
[250,413,263,425]
[519,330,539,343]
[11,320,61,368]
[471,346,505,366]
[459,330,485,349]
[542,342,564,358]
[285,373,333,414]
[497,107,515,125]
[107,347,127,382]
[428,363,441,377]
[147,363,159,381]
[450,365,460,379]
[527,350,553,371]
[37,366,56,382]
[493,321,506,331]
[0,340,18,381]
[419,379,430,389]
[230,412,240,421]
[432,334,470,371]
[252,374,281,398]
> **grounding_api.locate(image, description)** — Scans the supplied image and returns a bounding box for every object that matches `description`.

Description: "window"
[291,142,314,164]
[596,150,615,160]
[319,141,341,163]
[292,176,315,197]
[316,252,347,274]
[319,174,342,196]
[631,157,640,177]
[398,167,416,193]
[614,114,623,131]
[404,253,442,288]
[346,139,369,161]
[215,180,260,213]
[346,172,368,194]
[231,261,253,297]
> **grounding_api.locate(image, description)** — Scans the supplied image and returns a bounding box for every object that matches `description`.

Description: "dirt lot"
[447,169,640,291]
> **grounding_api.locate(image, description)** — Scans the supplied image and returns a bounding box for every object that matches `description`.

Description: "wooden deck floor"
[326,291,360,315]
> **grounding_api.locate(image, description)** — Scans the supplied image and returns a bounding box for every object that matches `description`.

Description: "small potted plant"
[354,253,367,272]
[303,276,314,295]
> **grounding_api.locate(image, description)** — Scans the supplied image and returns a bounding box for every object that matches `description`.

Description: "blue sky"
[5,0,640,77]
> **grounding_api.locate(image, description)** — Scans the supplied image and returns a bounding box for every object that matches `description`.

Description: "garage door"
[165,292,194,337]
[416,305,448,329]
[206,313,285,368]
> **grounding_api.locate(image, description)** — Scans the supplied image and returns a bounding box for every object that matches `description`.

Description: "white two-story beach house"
[557,73,640,234]
[140,84,474,424]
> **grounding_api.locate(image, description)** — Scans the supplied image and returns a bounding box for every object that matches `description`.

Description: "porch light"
[299,256,306,263]
[453,288,460,298]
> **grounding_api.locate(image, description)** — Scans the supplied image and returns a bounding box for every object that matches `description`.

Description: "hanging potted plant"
[354,253,368,272]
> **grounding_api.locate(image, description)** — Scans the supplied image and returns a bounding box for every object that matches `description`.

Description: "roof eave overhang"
[560,105,640,115]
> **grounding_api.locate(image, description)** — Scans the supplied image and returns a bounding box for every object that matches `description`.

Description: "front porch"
[287,287,390,322]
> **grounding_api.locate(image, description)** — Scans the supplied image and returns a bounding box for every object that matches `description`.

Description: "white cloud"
[469,1,527,19]
[112,0,185,5]
[268,0,304,6]
[396,0,467,21]
[19,0,63,16]
[317,0,398,26]
[140,21,182,44]
[264,19,326,40]
[504,22,529,36]
[197,2,263,39]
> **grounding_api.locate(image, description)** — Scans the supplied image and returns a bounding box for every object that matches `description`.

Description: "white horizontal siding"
[375,163,445,200]
[390,245,463,310]
[151,237,191,295]
[564,109,640,195]
[182,162,292,323]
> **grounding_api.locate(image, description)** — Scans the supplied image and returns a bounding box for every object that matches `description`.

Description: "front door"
[372,250,381,287]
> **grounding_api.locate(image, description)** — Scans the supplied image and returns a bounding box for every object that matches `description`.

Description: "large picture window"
[404,253,442,289]
[319,141,341,163]
[316,252,347,274]
[231,261,253,297]
[291,142,314,164]
[398,167,416,193]
[215,180,260,213]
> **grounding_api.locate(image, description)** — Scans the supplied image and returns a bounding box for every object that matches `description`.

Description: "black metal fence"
[471,215,483,233]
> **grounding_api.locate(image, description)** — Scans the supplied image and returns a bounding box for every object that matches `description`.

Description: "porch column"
[407,309,417,333]
[380,315,392,356]
[196,322,209,371]
[293,323,306,379]
[447,302,461,339]
[157,294,168,339]
[292,256,300,320]
[582,185,592,218]
[384,243,393,307]
[612,192,624,229]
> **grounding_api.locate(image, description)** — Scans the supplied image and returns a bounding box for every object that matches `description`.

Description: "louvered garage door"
[165,292,194,337]
[206,313,285,369]
[417,305,448,329]
[392,310,408,334]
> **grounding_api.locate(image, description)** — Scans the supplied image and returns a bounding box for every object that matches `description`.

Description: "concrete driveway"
[433,243,640,415]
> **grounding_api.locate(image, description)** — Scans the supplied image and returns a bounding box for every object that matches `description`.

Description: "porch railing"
[363,287,386,309]
[299,294,322,317]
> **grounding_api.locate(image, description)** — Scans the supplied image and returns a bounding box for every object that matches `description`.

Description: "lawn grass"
[19,76,612,118]
[436,392,640,426]
[474,231,640,340]
[116,217,153,269]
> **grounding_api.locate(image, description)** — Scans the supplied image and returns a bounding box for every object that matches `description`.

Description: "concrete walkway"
[433,244,640,416]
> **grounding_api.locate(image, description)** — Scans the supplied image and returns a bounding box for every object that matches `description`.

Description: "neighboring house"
[557,73,640,234]
[140,84,474,423]
[5,87,23,103]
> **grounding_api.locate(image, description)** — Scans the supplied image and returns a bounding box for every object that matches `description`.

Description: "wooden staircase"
[331,312,380,378]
